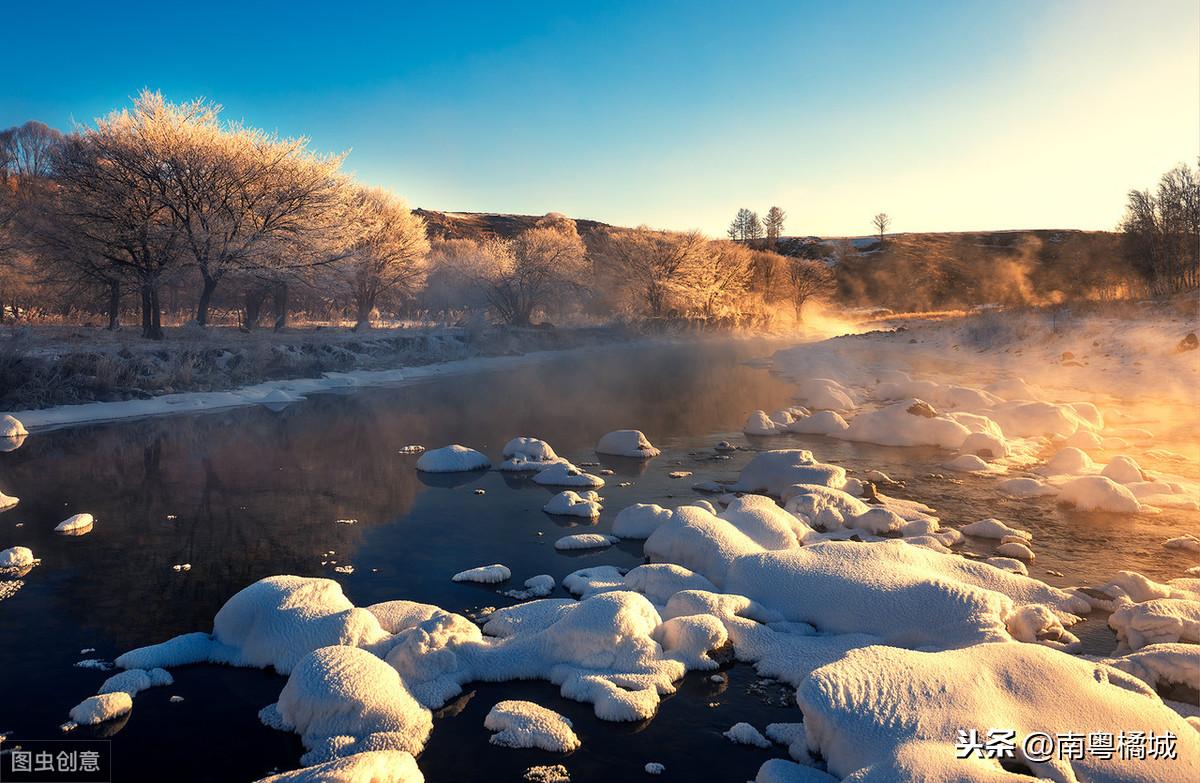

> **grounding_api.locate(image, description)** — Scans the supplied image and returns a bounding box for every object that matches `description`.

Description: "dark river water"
[0,339,1196,782]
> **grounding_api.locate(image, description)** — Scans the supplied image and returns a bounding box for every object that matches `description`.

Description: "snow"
[1,414,27,438]
[744,410,787,436]
[554,533,617,551]
[1059,475,1145,513]
[415,445,490,473]
[723,721,771,748]
[623,563,718,606]
[797,642,1198,782]
[754,759,838,783]
[533,462,605,488]
[1109,599,1200,651]
[500,437,561,471]
[612,503,675,539]
[644,505,769,589]
[69,692,132,725]
[838,399,972,449]
[595,429,660,458]
[484,700,580,752]
[793,378,855,412]
[365,601,451,634]
[253,751,423,783]
[1102,454,1147,484]
[543,490,602,517]
[1041,446,1096,475]
[652,613,726,669]
[943,454,1002,474]
[0,490,17,511]
[995,476,1058,498]
[453,564,512,584]
[993,541,1035,561]
[262,645,431,765]
[786,410,849,435]
[55,513,95,534]
[960,518,1031,540]
[643,762,665,775]
[958,430,1008,460]
[1164,534,1200,553]
[733,450,847,495]
[502,575,557,600]
[0,546,35,568]
[98,667,173,696]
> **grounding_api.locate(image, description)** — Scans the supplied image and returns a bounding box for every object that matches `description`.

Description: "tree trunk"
[353,295,374,331]
[272,282,289,331]
[243,287,268,331]
[107,279,121,330]
[196,273,218,327]
[141,281,164,339]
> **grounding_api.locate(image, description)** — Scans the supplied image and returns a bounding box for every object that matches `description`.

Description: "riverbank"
[0,323,637,413]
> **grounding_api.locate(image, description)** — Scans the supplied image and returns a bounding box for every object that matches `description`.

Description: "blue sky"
[3,0,1197,236]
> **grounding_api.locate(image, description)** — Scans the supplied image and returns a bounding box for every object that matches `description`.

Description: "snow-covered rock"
[1109,599,1200,652]
[0,546,35,568]
[415,445,490,473]
[1,415,27,439]
[55,513,95,534]
[1164,535,1200,554]
[723,721,772,748]
[484,700,580,752]
[994,541,1035,561]
[499,438,561,471]
[837,399,972,450]
[502,575,557,601]
[744,410,788,436]
[554,533,617,551]
[612,503,675,539]
[734,450,847,495]
[0,490,17,511]
[995,477,1059,498]
[452,564,512,584]
[1102,455,1146,484]
[253,751,423,783]
[69,692,132,725]
[543,491,602,517]
[1059,475,1144,513]
[98,667,173,696]
[533,462,605,488]
[786,410,849,436]
[595,429,660,458]
[959,518,1031,540]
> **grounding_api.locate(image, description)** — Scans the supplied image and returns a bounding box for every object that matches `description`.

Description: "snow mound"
[787,410,849,436]
[995,477,1058,498]
[838,399,972,449]
[1,415,27,438]
[500,438,562,471]
[544,491,602,517]
[958,430,1009,460]
[1102,455,1146,484]
[943,454,1002,474]
[483,599,577,638]
[453,564,512,584]
[959,518,1031,541]
[595,429,660,458]
[415,445,490,473]
[1109,599,1200,652]
[56,513,95,534]
[798,642,1198,782]
[1059,475,1144,513]
[1164,535,1200,554]
[253,751,423,783]
[1041,446,1096,476]
[994,541,1035,561]
[98,667,173,696]
[0,490,17,511]
[116,575,388,674]
[734,450,847,495]
[484,700,580,752]
[365,600,452,634]
[533,462,605,488]
[644,505,770,589]
[69,692,132,725]
[794,378,856,412]
[723,721,772,748]
[623,563,718,606]
[612,503,675,539]
[744,410,788,436]
[652,613,727,669]
[989,400,1092,438]
[262,645,431,765]
[0,546,35,568]
[503,575,557,600]
[754,759,837,782]
[644,762,665,775]
[554,533,617,551]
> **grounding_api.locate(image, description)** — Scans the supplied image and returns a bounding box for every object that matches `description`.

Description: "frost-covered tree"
[597,226,708,317]
[692,240,753,318]
[786,257,834,320]
[339,186,429,329]
[1120,161,1199,295]
[474,214,587,325]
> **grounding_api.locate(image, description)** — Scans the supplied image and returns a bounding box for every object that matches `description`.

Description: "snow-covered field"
[3,308,1198,782]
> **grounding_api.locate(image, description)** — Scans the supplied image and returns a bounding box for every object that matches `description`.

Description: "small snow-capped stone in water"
[1164,534,1200,553]
[596,429,661,458]
[59,721,78,733]
[1,415,28,439]
[1,490,19,511]
[453,564,512,584]
[172,563,192,572]
[668,471,692,478]
[485,700,580,752]
[619,481,633,487]
[474,489,486,495]
[74,659,114,671]
[80,648,96,654]
[417,444,491,473]
[1047,569,1065,577]
[644,762,665,775]
[709,674,726,683]
[14,522,23,527]
[55,513,95,535]
[334,565,354,574]
[724,721,772,748]
[69,692,132,726]
[715,440,735,451]
[554,533,617,551]
[165,514,177,521]
[169,695,184,703]
[598,469,614,476]
[334,518,357,525]
[0,546,36,569]
[524,765,570,783]
[398,444,425,454]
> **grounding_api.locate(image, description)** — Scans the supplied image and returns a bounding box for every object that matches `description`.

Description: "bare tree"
[763,206,786,246]
[339,186,429,329]
[873,212,891,243]
[692,240,753,318]
[785,257,834,320]
[1120,161,1199,295]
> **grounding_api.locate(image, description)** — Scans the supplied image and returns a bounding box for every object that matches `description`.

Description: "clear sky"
[2,0,1197,236]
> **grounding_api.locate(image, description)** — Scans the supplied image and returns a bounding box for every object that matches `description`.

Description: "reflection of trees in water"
[6,341,796,650]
